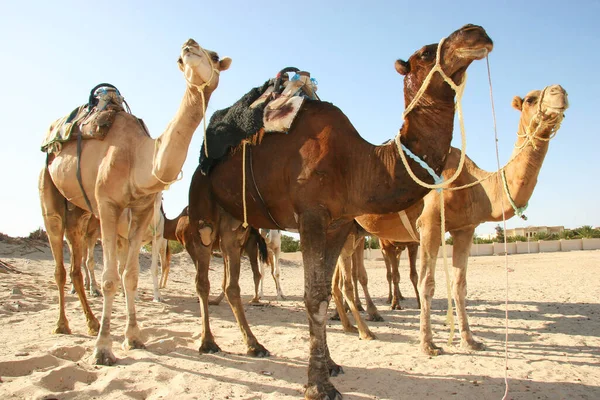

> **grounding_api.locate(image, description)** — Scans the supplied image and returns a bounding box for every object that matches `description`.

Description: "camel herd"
[38,24,568,400]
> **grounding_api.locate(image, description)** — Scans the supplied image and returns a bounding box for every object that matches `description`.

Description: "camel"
[185,25,493,399]
[70,212,172,302]
[163,206,267,304]
[380,239,420,309]
[258,229,285,300]
[356,84,569,355]
[38,38,231,366]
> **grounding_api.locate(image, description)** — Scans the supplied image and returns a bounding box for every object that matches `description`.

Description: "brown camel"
[163,206,267,304]
[356,84,569,355]
[38,39,231,366]
[185,25,493,399]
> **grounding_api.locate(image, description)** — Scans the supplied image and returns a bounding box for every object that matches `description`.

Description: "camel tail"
[253,228,269,264]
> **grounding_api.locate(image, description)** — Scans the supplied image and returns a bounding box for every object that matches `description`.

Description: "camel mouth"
[455,45,493,60]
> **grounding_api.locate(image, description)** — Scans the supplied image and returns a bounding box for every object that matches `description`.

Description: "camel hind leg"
[39,167,99,336]
[407,243,420,309]
[353,244,383,321]
[271,241,285,300]
[159,239,171,289]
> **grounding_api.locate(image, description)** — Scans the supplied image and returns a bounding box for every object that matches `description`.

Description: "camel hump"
[41,83,130,153]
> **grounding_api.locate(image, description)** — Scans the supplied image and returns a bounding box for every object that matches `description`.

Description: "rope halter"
[515,85,565,151]
[395,36,473,190]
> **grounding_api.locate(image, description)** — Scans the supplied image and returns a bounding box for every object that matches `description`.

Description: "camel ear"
[511,96,523,111]
[395,59,410,75]
[219,57,232,71]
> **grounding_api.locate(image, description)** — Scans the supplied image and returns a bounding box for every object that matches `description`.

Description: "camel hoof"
[87,319,100,336]
[343,325,359,335]
[356,304,365,312]
[199,341,221,354]
[249,298,261,305]
[421,342,443,356]
[122,338,146,351]
[462,339,485,351]
[329,313,341,321]
[305,383,343,400]
[328,363,344,377]
[91,289,102,297]
[91,348,117,366]
[398,294,406,301]
[52,324,72,335]
[277,295,286,301]
[247,344,270,358]
[390,303,403,311]
[366,314,384,322]
[359,331,377,341]
[385,296,392,304]
[153,296,164,303]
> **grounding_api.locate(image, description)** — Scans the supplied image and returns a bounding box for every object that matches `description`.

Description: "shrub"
[28,227,48,241]
[168,240,185,254]
[364,236,380,249]
[281,234,300,252]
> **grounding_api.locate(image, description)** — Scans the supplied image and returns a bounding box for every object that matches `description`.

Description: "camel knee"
[225,283,241,300]
[102,279,119,296]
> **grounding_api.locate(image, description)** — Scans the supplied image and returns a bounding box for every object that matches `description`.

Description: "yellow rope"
[241,140,249,228]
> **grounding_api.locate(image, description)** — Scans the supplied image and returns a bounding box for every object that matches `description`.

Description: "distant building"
[505,226,564,238]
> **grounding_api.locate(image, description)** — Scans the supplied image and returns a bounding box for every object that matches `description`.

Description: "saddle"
[199,67,319,174]
[41,83,128,153]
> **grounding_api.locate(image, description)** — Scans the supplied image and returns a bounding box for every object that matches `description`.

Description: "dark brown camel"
[186,25,493,400]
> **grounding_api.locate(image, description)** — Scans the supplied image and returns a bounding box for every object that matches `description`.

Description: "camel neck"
[151,86,212,184]
[486,118,553,220]
[352,101,456,214]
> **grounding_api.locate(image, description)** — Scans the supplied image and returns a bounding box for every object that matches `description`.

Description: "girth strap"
[246,145,284,230]
[76,134,94,213]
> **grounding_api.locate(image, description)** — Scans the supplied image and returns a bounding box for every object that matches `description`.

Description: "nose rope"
[151,44,220,189]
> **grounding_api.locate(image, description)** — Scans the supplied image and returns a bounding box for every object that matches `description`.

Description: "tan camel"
[185,25,492,399]
[380,240,420,309]
[70,212,172,301]
[356,84,569,355]
[39,39,231,366]
[258,229,285,300]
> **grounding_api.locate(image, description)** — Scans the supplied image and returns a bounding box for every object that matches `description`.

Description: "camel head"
[512,85,569,139]
[395,24,493,103]
[177,39,232,91]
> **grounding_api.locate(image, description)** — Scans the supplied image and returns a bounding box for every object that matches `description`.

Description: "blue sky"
[1,1,598,238]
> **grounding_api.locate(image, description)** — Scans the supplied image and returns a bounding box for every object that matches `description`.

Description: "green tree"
[495,225,505,242]
[575,225,600,238]
[364,236,380,249]
[281,234,301,252]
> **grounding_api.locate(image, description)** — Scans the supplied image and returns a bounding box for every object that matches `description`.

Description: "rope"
[241,140,249,228]
[501,169,528,220]
[394,36,482,344]
[485,55,511,400]
[151,44,220,189]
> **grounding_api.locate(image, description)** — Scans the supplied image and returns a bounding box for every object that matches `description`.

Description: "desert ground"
[0,237,599,400]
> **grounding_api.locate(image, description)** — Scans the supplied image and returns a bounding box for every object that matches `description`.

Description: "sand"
[0,238,599,400]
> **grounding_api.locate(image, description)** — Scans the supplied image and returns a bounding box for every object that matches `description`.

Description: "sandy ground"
[0,238,599,400]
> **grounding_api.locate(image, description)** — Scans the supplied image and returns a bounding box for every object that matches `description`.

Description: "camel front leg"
[451,229,484,351]
[65,208,100,336]
[272,247,286,300]
[245,236,262,304]
[92,202,124,366]
[121,204,154,350]
[159,239,171,288]
[187,221,220,353]
[353,246,383,322]
[407,243,421,309]
[418,223,442,356]
[300,211,351,400]
[331,261,358,334]
[339,251,376,340]
[220,213,269,357]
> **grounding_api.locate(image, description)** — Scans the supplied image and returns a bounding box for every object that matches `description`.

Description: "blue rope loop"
[400,143,444,192]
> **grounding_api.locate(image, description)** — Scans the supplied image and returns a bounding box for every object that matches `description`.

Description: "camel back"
[41,84,128,154]
[199,69,318,174]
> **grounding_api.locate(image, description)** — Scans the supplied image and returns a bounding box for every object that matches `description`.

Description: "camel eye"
[421,50,432,58]
[211,55,219,62]
[525,97,536,104]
